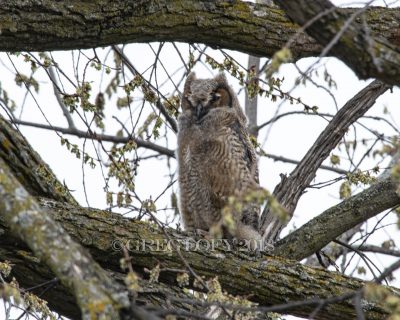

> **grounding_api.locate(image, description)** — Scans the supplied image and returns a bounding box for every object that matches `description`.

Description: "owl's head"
[181,72,246,123]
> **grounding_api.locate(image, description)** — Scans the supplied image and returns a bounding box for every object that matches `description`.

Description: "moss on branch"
[0,0,398,64]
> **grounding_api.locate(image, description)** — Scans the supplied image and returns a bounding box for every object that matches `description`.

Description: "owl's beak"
[196,104,204,119]
[196,103,209,121]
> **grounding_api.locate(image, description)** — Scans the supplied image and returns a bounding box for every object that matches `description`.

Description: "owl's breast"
[183,147,191,165]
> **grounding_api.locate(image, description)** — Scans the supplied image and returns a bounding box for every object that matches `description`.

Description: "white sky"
[0,0,399,319]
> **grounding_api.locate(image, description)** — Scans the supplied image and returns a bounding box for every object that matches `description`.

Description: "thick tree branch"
[0,158,131,319]
[0,232,201,319]
[0,198,395,320]
[0,1,400,85]
[274,176,400,261]
[260,80,390,242]
[274,0,400,85]
[0,116,77,204]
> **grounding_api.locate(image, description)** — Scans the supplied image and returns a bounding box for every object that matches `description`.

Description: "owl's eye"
[213,87,232,108]
[210,92,221,102]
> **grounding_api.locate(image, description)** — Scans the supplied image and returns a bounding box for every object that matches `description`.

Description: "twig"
[112,45,178,133]
[355,244,400,257]
[333,239,380,281]
[375,259,400,284]
[48,65,76,130]
[261,151,348,175]
[11,119,175,158]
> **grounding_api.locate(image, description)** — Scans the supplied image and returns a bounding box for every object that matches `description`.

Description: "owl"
[177,72,261,249]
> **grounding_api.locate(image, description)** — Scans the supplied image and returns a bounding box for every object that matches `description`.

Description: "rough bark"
[0,198,396,320]
[0,157,131,319]
[0,1,400,83]
[0,116,164,319]
[245,55,260,137]
[0,231,200,319]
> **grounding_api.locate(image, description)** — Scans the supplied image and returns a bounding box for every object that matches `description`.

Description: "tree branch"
[0,231,202,319]
[260,80,390,242]
[245,55,260,137]
[0,115,77,204]
[355,244,400,258]
[0,198,395,320]
[10,118,175,158]
[0,157,131,319]
[304,149,400,267]
[376,259,400,284]
[274,176,400,261]
[274,0,400,85]
[0,1,400,84]
[305,224,363,268]
[262,152,348,175]
[0,109,397,320]
[48,65,77,130]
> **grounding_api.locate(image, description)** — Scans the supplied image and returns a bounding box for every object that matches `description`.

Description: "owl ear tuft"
[214,72,228,85]
[184,72,196,91]
[181,72,197,111]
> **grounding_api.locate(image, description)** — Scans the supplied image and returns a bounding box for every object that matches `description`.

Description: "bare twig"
[112,45,178,133]
[11,119,175,158]
[333,239,381,281]
[356,245,400,258]
[48,65,76,130]
[261,151,348,175]
[257,111,399,134]
[375,259,400,284]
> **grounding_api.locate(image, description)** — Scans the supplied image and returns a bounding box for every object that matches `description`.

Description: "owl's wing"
[203,120,258,199]
[230,120,259,184]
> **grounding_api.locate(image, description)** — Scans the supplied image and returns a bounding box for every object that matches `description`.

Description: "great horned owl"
[177,72,261,248]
